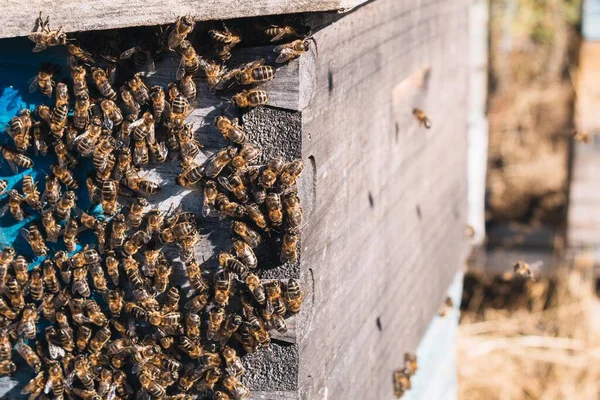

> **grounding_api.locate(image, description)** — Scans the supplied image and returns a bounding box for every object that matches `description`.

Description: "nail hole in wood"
[395,122,399,142]
[416,205,422,220]
[376,317,382,332]
[368,192,374,208]
[328,70,334,93]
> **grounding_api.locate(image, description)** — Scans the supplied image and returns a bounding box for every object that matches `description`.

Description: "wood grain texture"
[0,0,369,39]
[294,0,470,398]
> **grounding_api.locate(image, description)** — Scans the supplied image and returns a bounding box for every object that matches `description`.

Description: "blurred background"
[459,0,600,398]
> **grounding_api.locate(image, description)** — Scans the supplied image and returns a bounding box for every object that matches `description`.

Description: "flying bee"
[177,39,201,79]
[29,62,56,97]
[101,99,123,129]
[245,203,268,230]
[218,252,247,275]
[209,24,241,60]
[127,73,150,104]
[125,172,161,196]
[15,340,42,372]
[233,221,261,248]
[7,109,32,153]
[205,147,237,178]
[52,163,79,190]
[177,157,204,187]
[0,146,33,172]
[245,273,266,304]
[214,116,246,144]
[393,369,412,398]
[55,190,77,220]
[218,175,249,203]
[150,85,168,122]
[168,15,196,50]
[413,108,431,129]
[235,59,275,85]
[574,131,591,143]
[21,225,48,257]
[215,193,246,219]
[207,306,225,340]
[258,157,285,188]
[28,13,67,52]
[231,88,268,108]
[404,352,418,376]
[21,175,42,210]
[281,231,298,263]
[120,88,141,120]
[55,82,69,108]
[264,193,283,227]
[92,68,117,100]
[178,74,197,100]
[274,39,311,63]
[222,374,250,400]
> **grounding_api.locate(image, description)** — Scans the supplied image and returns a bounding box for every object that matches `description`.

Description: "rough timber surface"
[0,0,369,39]
[295,0,470,398]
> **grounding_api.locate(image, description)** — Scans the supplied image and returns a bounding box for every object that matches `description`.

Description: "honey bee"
[100,179,119,215]
[92,68,117,100]
[233,221,261,248]
[0,190,25,221]
[20,371,45,398]
[264,192,283,227]
[114,370,134,398]
[54,139,78,169]
[125,172,161,195]
[574,131,591,143]
[0,180,7,195]
[246,314,270,347]
[222,374,250,399]
[72,266,91,297]
[393,369,412,398]
[18,304,39,339]
[281,231,298,263]
[219,175,249,203]
[21,175,42,210]
[184,293,209,313]
[55,251,71,283]
[61,218,78,252]
[514,260,536,280]
[258,157,284,188]
[412,108,431,129]
[154,262,172,294]
[32,121,48,156]
[245,273,266,304]
[115,147,133,181]
[72,66,89,98]
[283,192,303,229]
[220,345,244,377]
[21,225,48,257]
[127,74,150,105]
[146,208,165,235]
[129,112,155,143]
[265,280,286,315]
[231,143,261,172]
[274,39,311,63]
[55,82,69,108]
[123,230,151,256]
[207,306,225,340]
[28,13,67,52]
[101,99,124,129]
[284,278,304,313]
[231,88,268,108]
[0,330,11,363]
[214,391,232,400]
[52,164,79,190]
[168,15,196,50]
[69,245,100,268]
[168,83,189,124]
[72,94,92,132]
[163,286,181,312]
[2,276,23,311]
[202,59,227,92]
[42,259,60,294]
[125,197,147,229]
[205,147,237,178]
[35,104,52,125]
[0,146,34,172]
[89,325,112,353]
[216,193,246,219]
[15,340,42,372]
[67,43,95,64]
[73,115,101,155]
[43,175,61,206]
[120,88,141,120]
[133,139,149,166]
[178,74,197,101]
[49,103,68,136]
[56,190,77,220]
[265,23,309,42]
[177,157,204,187]
[7,109,32,153]
[12,254,29,287]
[183,312,201,339]
[217,313,241,345]
[107,214,126,249]
[235,59,275,85]
[0,360,16,376]
[244,203,268,230]
[105,250,120,285]
[41,293,56,321]
[218,252,247,275]
[214,116,247,144]
[438,296,454,317]
[209,24,241,60]
[201,180,219,217]
[90,263,108,293]
[177,39,201,79]
[29,62,56,97]
[150,85,168,122]
[125,301,148,321]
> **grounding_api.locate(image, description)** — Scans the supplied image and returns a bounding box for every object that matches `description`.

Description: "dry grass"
[458,254,600,399]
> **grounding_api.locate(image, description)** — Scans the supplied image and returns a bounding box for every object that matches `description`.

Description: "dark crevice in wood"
[376,317,383,332]
[368,192,374,208]
[416,205,422,220]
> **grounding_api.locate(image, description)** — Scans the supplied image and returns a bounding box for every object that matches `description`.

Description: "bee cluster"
[0,12,311,400]
[393,353,418,398]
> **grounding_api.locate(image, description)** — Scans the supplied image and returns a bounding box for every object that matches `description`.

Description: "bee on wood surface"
[215,116,247,144]
[202,180,219,217]
[150,85,168,122]
[15,340,42,372]
[115,147,133,181]
[218,252,247,276]
[92,67,117,100]
[178,74,197,101]
[177,39,201,79]
[231,88,268,108]
[0,146,33,172]
[133,138,149,166]
[258,157,285,188]
[285,278,304,313]
[21,175,42,210]
[513,260,540,280]
[125,171,161,196]
[245,273,266,305]
[72,266,91,297]
[21,225,48,257]
[28,13,67,52]
[209,24,241,61]
[280,231,299,263]
[265,23,309,42]
[204,147,238,179]
[233,221,261,248]
[274,39,311,63]
[72,65,89,98]
[215,193,245,219]
[404,352,418,376]
[168,15,196,50]
[219,175,249,203]
[206,306,225,340]
[265,280,286,316]
[283,192,303,229]
[146,208,165,235]
[393,369,412,398]
[7,109,33,153]
[235,59,275,85]
[127,73,150,105]
[412,108,431,129]
[101,99,123,130]
[123,230,151,256]
[129,112,155,143]
[279,159,304,190]
[176,157,204,187]
[105,250,120,285]
[127,197,148,229]
[264,192,283,227]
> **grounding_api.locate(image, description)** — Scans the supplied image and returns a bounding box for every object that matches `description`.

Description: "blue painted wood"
[583,0,600,40]
[402,271,463,400]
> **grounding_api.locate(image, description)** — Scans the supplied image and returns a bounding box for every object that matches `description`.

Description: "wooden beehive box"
[0,0,470,398]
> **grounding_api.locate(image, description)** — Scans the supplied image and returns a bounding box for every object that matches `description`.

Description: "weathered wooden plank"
[0,0,369,39]
[294,0,470,398]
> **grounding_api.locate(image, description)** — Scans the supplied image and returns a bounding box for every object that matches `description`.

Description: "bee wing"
[4,123,14,139]
[28,76,40,93]
[79,48,96,64]
[275,48,297,63]
[270,31,288,42]
[127,117,145,133]
[47,341,65,359]
[65,369,76,389]
[105,386,117,400]
[119,47,137,60]
[103,115,114,131]
[217,176,235,193]
[176,56,186,81]
[146,58,156,73]
[20,228,32,244]
[146,124,156,145]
